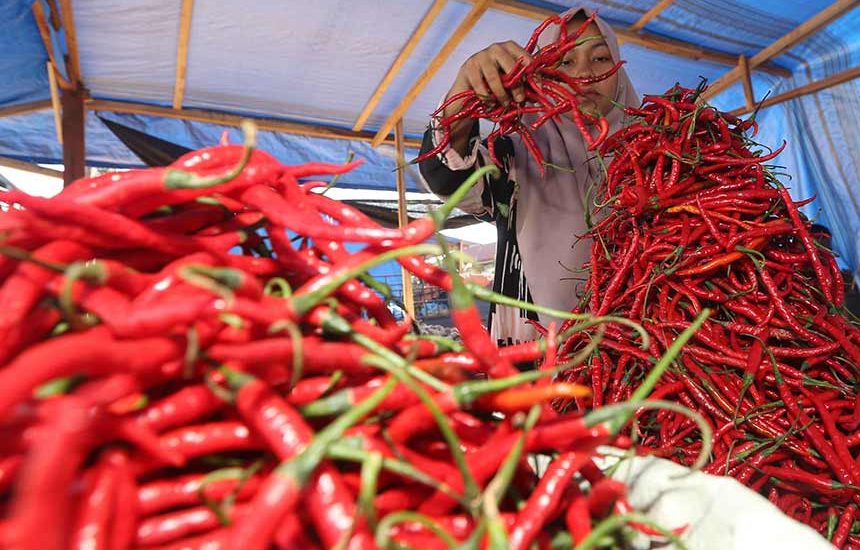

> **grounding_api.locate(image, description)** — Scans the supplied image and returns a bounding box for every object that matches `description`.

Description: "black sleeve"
[417,121,481,196]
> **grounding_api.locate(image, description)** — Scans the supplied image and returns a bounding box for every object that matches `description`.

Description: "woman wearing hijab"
[418,7,640,347]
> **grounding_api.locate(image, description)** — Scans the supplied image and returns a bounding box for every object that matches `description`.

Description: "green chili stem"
[358,451,384,530]
[277,377,397,484]
[376,511,457,549]
[165,120,257,189]
[361,354,480,512]
[291,244,442,315]
[573,512,689,550]
[327,439,463,502]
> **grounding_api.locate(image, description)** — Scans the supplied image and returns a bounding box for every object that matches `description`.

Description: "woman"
[419,7,640,346]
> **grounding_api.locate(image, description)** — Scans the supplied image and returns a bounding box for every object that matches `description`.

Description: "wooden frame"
[353,0,446,132]
[630,0,676,32]
[479,0,790,77]
[371,0,492,147]
[172,0,194,109]
[0,156,64,179]
[739,54,755,111]
[58,0,82,85]
[727,65,860,116]
[47,62,63,144]
[0,100,53,119]
[32,1,72,90]
[87,99,423,148]
[394,119,416,319]
[703,0,857,99]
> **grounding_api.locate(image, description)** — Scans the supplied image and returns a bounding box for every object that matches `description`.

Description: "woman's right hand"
[441,41,533,156]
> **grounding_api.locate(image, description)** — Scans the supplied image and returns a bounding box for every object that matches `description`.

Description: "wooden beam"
[172,0,194,110]
[704,0,858,99]
[47,62,63,144]
[61,87,85,185]
[32,1,72,90]
[394,120,416,319]
[728,65,860,117]
[630,0,675,32]
[481,0,790,77]
[0,156,64,179]
[0,99,52,119]
[353,0,446,132]
[372,0,492,147]
[739,54,755,111]
[87,99,423,148]
[46,0,61,30]
[58,0,82,85]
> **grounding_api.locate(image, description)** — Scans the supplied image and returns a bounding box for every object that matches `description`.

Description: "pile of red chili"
[559,84,860,547]
[416,12,623,172]
[0,131,705,550]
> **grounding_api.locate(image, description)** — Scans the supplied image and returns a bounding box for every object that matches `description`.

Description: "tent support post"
[394,120,416,320]
[61,87,86,186]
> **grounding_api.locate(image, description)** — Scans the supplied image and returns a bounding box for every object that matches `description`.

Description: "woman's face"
[556,20,619,116]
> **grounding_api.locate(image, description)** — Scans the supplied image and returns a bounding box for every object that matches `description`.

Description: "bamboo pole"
[394,119,416,319]
[739,54,755,111]
[172,0,195,109]
[47,62,63,144]
[630,0,676,32]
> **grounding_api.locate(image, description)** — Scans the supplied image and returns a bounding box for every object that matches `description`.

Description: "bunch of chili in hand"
[415,11,623,172]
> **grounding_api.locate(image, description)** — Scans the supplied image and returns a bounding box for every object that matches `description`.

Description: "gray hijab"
[511,7,640,322]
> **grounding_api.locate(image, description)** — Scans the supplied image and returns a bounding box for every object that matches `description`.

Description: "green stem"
[481,405,541,549]
[358,451,384,530]
[629,308,709,405]
[327,439,463,502]
[585,400,713,472]
[573,512,689,550]
[467,283,649,348]
[361,354,480,512]
[164,120,258,189]
[376,511,457,549]
[453,327,603,404]
[291,244,442,315]
[352,330,449,393]
[277,377,397,485]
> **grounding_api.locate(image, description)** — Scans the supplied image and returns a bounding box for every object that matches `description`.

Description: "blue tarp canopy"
[0,0,858,271]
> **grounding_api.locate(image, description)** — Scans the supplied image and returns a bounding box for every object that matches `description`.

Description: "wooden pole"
[172,0,194,109]
[394,119,416,319]
[47,62,63,145]
[727,65,860,117]
[703,0,858,99]
[353,0,447,132]
[372,0,492,147]
[739,54,755,112]
[61,87,85,185]
[629,0,676,32]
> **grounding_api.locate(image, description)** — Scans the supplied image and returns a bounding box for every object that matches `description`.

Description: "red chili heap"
[0,132,704,550]
[560,84,860,547]
[416,12,623,173]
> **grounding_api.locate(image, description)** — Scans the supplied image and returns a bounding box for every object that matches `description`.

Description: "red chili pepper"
[508,451,594,550]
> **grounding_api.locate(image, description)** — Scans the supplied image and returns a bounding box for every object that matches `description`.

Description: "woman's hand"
[441,41,533,156]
